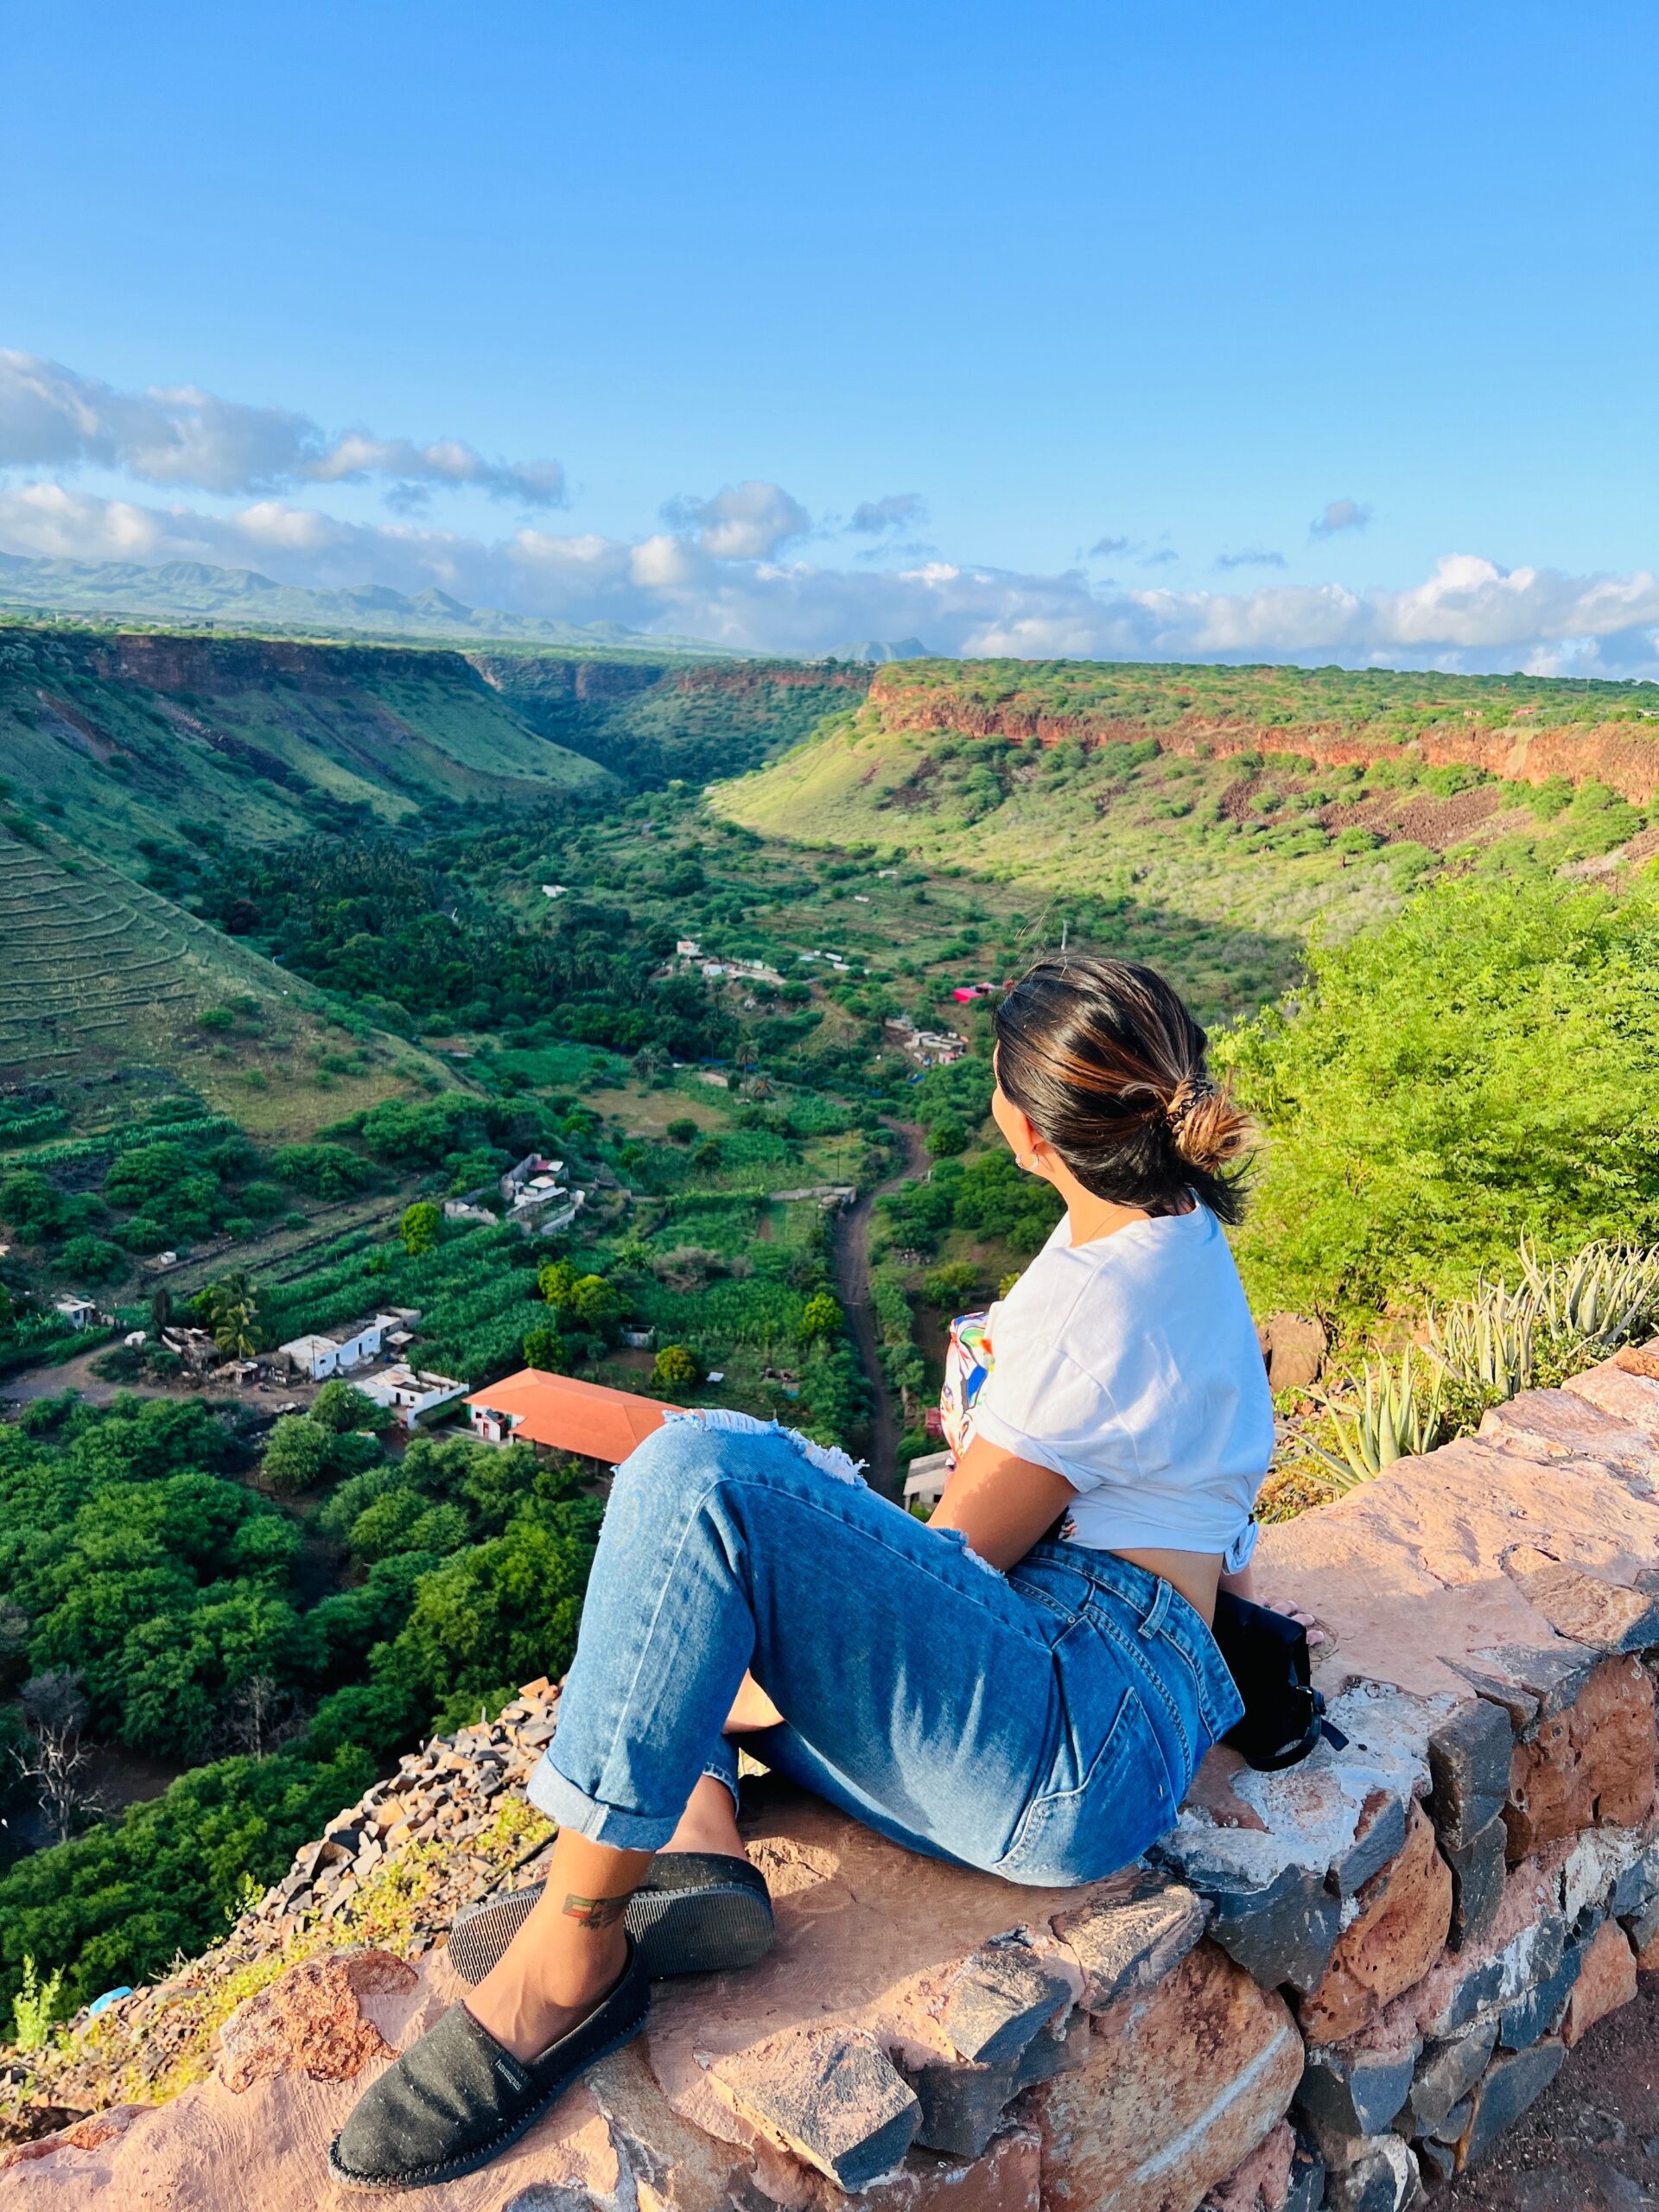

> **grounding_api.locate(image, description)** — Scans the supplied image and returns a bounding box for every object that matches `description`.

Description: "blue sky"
[3,0,1657,667]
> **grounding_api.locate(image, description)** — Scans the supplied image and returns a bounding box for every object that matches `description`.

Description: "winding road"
[833,1118,930,1497]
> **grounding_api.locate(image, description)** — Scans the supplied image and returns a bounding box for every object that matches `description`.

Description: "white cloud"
[660,480,810,561]
[1311,496,1372,537]
[849,493,925,535]
[3,480,1659,680]
[0,351,566,506]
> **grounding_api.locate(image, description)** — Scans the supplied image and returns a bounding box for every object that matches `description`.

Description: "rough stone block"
[1455,2042,1565,2169]
[1323,2136,1418,2212]
[1299,1803,1453,2044]
[1478,1389,1659,1486]
[935,1940,1073,2064]
[1331,1792,1409,1900]
[1398,2017,1496,2138]
[1612,1843,1659,1920]
[1513,1561,1659,1655]
[714,2025,920,2191]
[1410,1873,1567,2038]
[1455,1642,1593,1728]
[1425,1699,1513,1851]
[1285,2135,1325,2212]
[1441,1815,1507,1953]
[1497,1943,1581,2050]
[1416,2135,1455,2182]
[1635,1906,1659,1972]
[1053,1876,1206,2012]
[1503,1655,1656,1860]
[1560,1917,1637,2047]
[1027,1942,1302,2212]
[216,1948,415,2094]
[906,2008,1089,2158]
[1295,2040,1419,2141]
[1202,1863,1342,1997]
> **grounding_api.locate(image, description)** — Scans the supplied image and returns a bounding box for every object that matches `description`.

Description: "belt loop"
[1138,1578,1173,1638]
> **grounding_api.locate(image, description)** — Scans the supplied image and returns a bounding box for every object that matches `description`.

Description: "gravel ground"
[1443,1974,1659,2209]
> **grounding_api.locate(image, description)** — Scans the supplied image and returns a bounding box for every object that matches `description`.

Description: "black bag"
[1210,1591,1346,1771]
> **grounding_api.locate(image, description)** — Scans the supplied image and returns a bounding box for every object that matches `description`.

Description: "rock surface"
[12,1344,1659,2209]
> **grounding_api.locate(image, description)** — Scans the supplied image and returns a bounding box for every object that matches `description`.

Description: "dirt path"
[834,1119,929,1497]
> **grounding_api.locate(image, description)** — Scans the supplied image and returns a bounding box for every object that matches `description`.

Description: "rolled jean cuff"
[524,1734,742,1847]
[702,1734,741,1812]
[524,1751,683,1850]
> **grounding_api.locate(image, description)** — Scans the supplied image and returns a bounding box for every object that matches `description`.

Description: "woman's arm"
[723,1440,1074,1733]
[927,1433,1078,1571]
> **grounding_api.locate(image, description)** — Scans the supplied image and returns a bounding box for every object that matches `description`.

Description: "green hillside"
[468,652,873,785]
[0,825,444,1135]
[0,626,616,868]
[714,659,1659,946]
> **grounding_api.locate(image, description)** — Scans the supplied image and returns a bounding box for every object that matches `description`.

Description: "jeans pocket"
[994,1682,1172,1885]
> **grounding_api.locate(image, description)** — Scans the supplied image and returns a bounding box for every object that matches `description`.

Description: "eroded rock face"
[1025,1943,1302,2212]
[1504,1655,1656,1859]
[1299,1804,1453,2044]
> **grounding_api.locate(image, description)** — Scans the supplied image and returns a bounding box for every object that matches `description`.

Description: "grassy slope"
[714,659,1659,958]
[0,825,449,1135]
[0,629,617,870]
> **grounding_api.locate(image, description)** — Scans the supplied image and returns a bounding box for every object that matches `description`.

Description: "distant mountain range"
[823,638,931,663]
[0,552,740,656]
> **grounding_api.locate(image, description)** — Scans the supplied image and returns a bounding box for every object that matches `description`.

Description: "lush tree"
[270,1143,377,1200]
[537,1257,579,1309]
[925,1117,968,1159]
[0,1172,67,1243]
[652,1343,701,1389]
[309,1379,390,1435]
[58,1235,124,1282]
[260,1414,334,1496]
[194,1272,264,1357]
[400,1200,441,1255]
[798,1291,843,1342]
[522,1325,569,1372]
[569,1274,626,1334]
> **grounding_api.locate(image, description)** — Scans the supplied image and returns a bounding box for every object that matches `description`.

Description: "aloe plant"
[1306,1348,1445,1490]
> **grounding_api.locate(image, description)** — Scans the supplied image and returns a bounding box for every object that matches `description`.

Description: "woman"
[331,954,1274,2192]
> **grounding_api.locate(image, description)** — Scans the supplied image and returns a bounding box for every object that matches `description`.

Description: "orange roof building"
[465,1369,676,1465]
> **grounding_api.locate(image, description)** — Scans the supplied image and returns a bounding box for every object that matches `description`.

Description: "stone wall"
[10,1342,1659,2211]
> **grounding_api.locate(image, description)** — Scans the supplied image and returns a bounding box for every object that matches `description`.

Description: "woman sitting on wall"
[331,953,1274,2192]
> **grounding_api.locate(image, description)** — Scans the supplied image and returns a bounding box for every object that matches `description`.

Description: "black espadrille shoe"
[327,1937,651,2192]
[448,1853,773,1986]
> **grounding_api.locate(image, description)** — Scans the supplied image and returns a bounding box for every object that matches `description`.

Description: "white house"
[500,1154,563,1202]
[52,1293,99,1332]
[903,1450,953,1510]
[356,1363,467,1430]
[275,1313,401,1383]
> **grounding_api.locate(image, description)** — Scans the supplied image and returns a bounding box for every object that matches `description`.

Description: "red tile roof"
[465,1369,675,1464]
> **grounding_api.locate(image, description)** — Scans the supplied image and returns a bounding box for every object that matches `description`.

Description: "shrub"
[59,1236,124,1283]
[798,1291,842,1342]
[1221,878,1659,1322]
[652,1343,702,1389]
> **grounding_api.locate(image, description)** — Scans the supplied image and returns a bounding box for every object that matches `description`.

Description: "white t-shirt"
[968,1205,1273,1570]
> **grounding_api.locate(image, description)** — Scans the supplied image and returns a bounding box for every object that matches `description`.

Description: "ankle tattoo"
[561,1891,635,1929]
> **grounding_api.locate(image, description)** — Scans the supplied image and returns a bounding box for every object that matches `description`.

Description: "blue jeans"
[527,1415,1243,1886]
